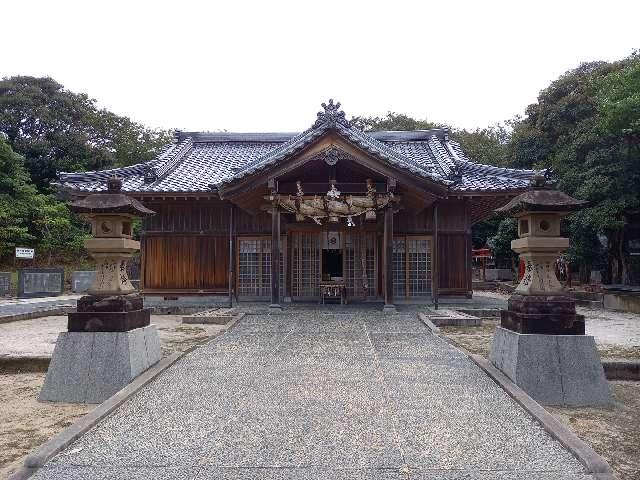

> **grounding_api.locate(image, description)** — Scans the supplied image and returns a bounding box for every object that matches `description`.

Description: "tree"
[0,76,171,191]
[488,218,519,272]
[0,137,39,258]
[352,112,441,132]
[0,137,88,264]
[597,51,640,138]
[506,54,640,283]
[452,124,512,167]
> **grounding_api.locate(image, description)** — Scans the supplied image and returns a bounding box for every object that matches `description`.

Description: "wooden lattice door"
[392,236,432,298]
[237,236,285,300]
[343,231,377,299]
[290,231,321,299]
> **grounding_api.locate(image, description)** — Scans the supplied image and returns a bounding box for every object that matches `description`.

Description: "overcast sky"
[3,0,638,133]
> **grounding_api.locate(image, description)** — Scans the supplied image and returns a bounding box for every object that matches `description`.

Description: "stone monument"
[489,175,611,406]
[40,177,162,404]
[17,268,64,298]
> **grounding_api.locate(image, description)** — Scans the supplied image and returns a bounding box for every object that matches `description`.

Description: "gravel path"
[31,311,592,479]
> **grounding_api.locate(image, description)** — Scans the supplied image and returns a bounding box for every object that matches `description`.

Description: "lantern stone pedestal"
[490,327,611,406]
[488,178,611,407]
[40,177,161,404]
[39,325,161,403]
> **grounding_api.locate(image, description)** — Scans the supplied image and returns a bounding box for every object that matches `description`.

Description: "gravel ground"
[0,315,224,360]
[440,306,640,480]
[0,315,224,479]
[28,311,591,480]
[548,382,640,480]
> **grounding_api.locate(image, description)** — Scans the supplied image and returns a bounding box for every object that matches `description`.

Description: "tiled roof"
[58,101,543,195]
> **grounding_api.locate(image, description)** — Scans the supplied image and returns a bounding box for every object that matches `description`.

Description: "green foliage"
[452,124,511,166]
[0,76,171,191]
[0,76,172,267]
[352,112,441,132]
[507,56,640,231]
[488,218,519,269]
[471,217,501,249]
[564,218,605,282]
[505,52,640,282]
[0,138,89,264]
[0,138,38,256]
[597,52,640,137]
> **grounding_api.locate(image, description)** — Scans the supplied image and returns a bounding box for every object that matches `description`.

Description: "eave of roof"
[57,100,545,196]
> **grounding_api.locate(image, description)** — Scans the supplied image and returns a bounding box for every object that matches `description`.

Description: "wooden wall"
[140,197,472,296]
[143,236,228,292]
[395,199,472,296]
[143,200,226,293]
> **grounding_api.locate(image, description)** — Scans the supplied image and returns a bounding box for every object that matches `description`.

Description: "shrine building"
[58,100,543,308]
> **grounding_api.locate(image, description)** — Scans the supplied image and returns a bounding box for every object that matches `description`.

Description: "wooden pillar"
[270,203,281,308]
[384,206,394,307]
[433,203,439,310]
[228,204,234,308]
[383,183,395,311]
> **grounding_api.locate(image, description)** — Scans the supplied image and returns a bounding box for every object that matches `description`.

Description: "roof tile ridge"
[58,161,147,183]
[338,125,451,184]
[57,141,186,183]
[447,139,543,179]
[237,127,320,172]
[143,137,194,184]
[427,135,457,179]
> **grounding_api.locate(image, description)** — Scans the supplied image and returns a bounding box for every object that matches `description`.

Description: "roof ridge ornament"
[448,165,462,183]
[107,175,123,193]
[313,99,351,129]
[530,172,556,189]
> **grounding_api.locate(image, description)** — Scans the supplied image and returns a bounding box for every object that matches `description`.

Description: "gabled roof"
[58,100,543,195]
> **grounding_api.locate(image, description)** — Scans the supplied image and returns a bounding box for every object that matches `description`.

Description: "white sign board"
[15,247,35,259]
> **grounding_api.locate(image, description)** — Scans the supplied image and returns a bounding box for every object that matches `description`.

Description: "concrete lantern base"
[39,325,161,404]
[489,327,611,407]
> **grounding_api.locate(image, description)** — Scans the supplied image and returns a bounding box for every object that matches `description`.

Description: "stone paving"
[31,311,592,479]
[0,294,80,319]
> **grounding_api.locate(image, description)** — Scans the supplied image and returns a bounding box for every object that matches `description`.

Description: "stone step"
[422,308,482,327]
[456,308,501,318]
[471,280,498,291]
[574,299,604,308]
[602,359,640,380]
[182,308,236,325]
[570,291,604,301]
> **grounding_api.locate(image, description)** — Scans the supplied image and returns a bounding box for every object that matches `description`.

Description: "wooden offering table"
[320,281,346,305]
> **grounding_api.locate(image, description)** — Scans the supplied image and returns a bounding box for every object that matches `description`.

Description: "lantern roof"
[495,175,588,215]
[68,176,156,217]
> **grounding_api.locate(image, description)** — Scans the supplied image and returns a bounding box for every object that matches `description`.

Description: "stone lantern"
[39,177,162,404]
[65,176,156,331]
[497,175,587,334]
[489,175,611,406]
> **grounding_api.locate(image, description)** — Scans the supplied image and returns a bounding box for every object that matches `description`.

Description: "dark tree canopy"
[0,76,171,191]
[353,55,640,285]
[0,138,87,262]
[352,112,441,132]
[0,76,172,266]
[506,53,640,283]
